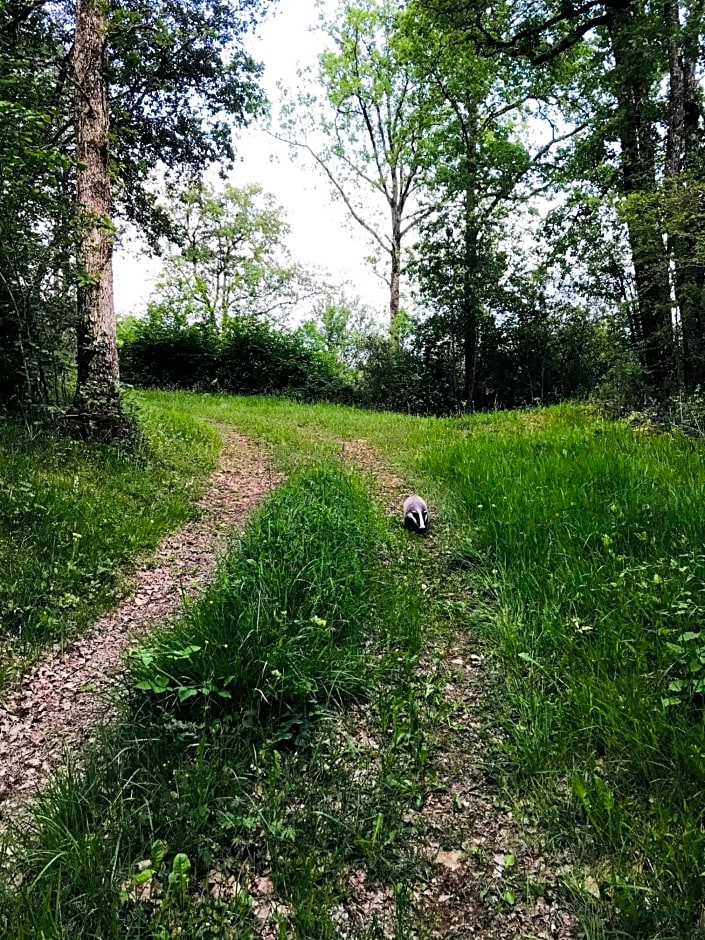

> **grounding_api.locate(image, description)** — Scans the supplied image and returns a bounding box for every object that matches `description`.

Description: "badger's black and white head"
[403,494,429,534]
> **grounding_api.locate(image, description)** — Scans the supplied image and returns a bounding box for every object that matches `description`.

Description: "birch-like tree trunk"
[67,0,127,438]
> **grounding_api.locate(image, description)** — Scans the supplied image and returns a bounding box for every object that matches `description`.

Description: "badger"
[403,494,429,534]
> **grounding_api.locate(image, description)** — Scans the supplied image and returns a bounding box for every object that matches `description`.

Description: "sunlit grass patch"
[134,389,442,476]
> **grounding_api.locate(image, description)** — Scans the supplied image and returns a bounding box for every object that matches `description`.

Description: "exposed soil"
[338,437,412,521]
[0,427,281,818]
[408,636,577,939]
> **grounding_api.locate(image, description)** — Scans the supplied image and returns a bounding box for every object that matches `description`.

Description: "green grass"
[0,398,219,686]
[5,391,705,937]
[0,463,424,939]
[129,394,705,936]
[133,462,418,722]
[420,404,705,937]
[133,390,441,475]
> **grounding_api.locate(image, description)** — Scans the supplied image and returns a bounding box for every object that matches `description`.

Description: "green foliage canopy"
[149,181,310,329]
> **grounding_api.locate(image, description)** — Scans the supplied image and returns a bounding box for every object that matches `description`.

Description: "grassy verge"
[421,404,705,937]
[0,464,424,939]
[0,399,219,687]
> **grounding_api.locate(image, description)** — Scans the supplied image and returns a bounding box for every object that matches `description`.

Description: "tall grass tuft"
[131,462,409,726]
[424,405,705,936]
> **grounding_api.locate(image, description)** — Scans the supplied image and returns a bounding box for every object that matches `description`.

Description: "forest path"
[340,437,576,940]
[0,427,280,818]
[0,425,575,938]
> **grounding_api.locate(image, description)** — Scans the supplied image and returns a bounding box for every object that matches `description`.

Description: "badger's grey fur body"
[403,494,429,533]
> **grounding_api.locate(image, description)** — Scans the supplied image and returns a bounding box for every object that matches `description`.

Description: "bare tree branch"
[269,130,392,256]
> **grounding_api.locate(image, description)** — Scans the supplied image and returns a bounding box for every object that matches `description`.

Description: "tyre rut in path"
[0,427,281,818]
[339,437,577,940]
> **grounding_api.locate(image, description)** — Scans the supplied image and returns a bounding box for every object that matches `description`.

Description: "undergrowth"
[0,399,218,687]
[0,464,424,939]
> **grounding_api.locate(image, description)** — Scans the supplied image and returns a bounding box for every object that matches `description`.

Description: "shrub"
[357,336,458,415]
[119,313,353,403]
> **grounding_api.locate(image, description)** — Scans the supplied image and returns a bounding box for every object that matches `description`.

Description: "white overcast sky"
[113,0,389,321]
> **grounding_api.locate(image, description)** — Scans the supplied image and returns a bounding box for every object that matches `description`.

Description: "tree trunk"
[461,98,480,408]
[608,3,677,394]
[389,206,402,338]
[462,202,479,407]
[66,0,127,439]
[664,0,705,390]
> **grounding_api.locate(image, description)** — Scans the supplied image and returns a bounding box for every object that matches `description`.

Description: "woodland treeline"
[2,0,705,427]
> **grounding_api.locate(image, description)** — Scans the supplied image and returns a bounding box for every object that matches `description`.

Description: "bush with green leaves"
[119,310,353,403]
[357,334,459,416]
[118,308,221,390]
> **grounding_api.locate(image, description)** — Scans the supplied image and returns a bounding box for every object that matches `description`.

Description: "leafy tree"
[279,0,438,332]
[424,0,705,396]
[67,0,124,437]
[149,181,311,330]
[403,2,585,405]
[0,2,75,412]
[661,0,705,389]
[477,265,632,407]
[0,0,272,432]
[299,289,380,371]
[107,0,271,236]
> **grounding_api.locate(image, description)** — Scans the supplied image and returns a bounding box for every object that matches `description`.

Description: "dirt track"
[0,428,279,816]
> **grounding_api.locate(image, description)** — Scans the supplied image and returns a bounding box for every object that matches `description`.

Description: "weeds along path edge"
[0,426,281,815]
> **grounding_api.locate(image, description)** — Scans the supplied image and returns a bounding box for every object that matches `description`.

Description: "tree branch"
[269,131,392,256]
[483,119,591,218]
[471,1,611,65]
[1,0,50,36]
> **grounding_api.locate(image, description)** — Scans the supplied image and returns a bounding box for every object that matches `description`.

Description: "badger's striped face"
[405,509,427,532]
